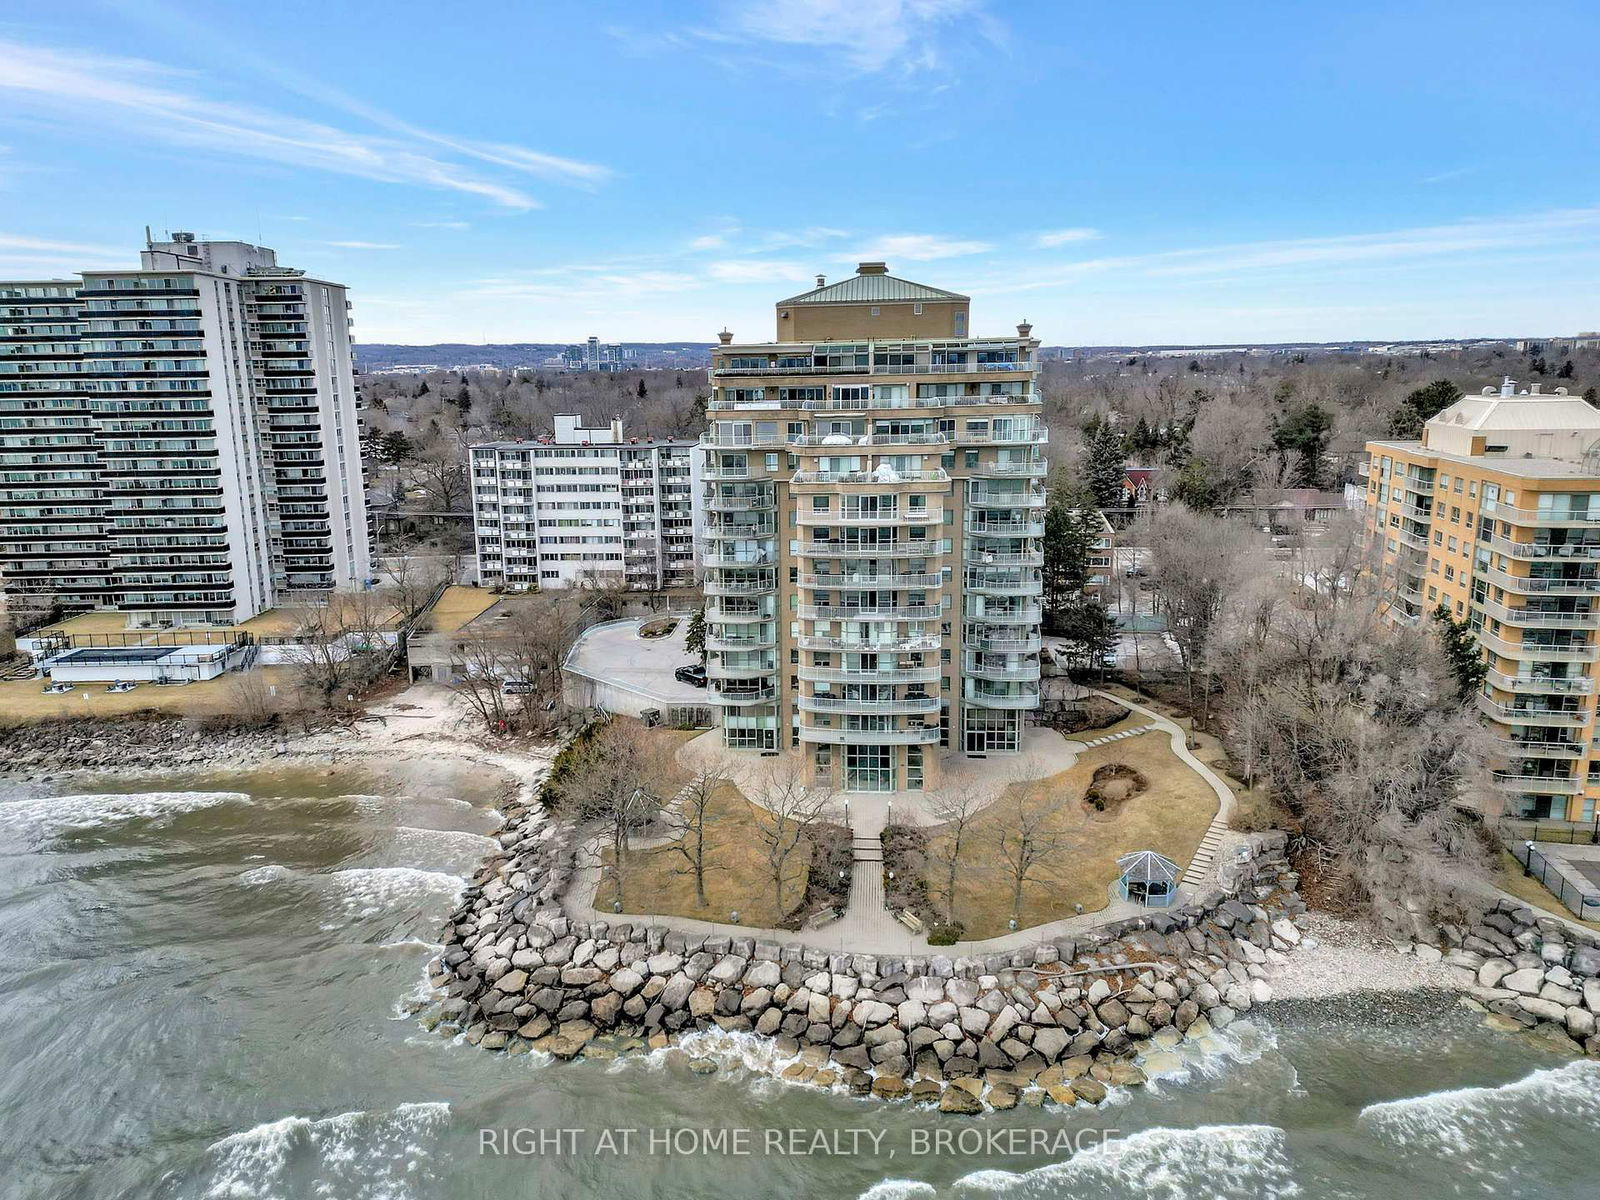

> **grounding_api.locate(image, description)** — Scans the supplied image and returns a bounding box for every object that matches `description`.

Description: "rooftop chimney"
[856,261,888,275]
[815,274,826,287]
[717,328,733,344]
[1501,375,1516,397]
[1017,320,1033,338]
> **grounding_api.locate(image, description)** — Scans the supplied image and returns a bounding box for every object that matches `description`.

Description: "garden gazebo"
[1116,850,1181,908]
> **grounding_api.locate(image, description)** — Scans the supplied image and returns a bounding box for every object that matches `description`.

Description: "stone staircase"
[1181,814,1230,888]
[1077,721,1159,749]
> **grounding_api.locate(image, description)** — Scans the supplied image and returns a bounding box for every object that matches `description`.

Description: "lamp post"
[1524,840,1535,878]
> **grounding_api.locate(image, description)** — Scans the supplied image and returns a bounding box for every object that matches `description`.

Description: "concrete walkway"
[563,689,1243,955]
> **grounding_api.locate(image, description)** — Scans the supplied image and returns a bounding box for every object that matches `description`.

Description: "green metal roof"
[777,272,968,307]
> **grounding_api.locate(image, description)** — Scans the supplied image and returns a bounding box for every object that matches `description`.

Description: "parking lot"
[564,617,709,710]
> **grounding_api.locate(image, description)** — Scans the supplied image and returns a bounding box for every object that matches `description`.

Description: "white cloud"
[706,259,813,284]
[847,233,993,262]
[690,234,728,250]
[0,233,124,257]
[323,240,403,249]
[1035,227,1102,248]
[714,0,1002,73]
[413,220,470,230]
[0,37,611,210]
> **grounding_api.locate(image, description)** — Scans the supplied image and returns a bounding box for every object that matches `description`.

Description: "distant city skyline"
[1,1,1597,345]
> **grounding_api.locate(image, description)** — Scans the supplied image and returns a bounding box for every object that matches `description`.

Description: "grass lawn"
[0,667,297,727]
[928,730,1220,939]
[601,780,811,929]
[1498,850,1600,931]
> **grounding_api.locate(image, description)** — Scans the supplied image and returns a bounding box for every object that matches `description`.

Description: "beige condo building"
[702,262,1046,792]
[1365,377,1600,823]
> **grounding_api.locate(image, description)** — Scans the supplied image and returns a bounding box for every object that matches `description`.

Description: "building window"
[913,303,923,315]
[870,306,880,317]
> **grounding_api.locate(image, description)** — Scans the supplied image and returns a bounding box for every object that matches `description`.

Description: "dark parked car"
[674,664,707,687]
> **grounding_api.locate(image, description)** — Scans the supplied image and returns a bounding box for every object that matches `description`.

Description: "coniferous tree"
[1081,422,1127,510]
[684,607,707,665]
[1557,359,1576,379]
[1431,605,1487,702]
[1386,379,1461,439]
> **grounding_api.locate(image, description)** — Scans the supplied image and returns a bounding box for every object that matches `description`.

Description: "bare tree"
[746,757,833,918]
[380,543,450,624]
[564,722,672,912]
[450,593,586,735]
[993,764,1070,924]
[281,592,387,710]
[925,780,987,926]
[669,768,727,909]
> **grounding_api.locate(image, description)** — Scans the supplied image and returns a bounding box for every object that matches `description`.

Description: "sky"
[1,0,1598,346]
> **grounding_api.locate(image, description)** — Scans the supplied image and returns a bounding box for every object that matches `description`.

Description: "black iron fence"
[1506,839,1600,921]
[1500,816,1600,846]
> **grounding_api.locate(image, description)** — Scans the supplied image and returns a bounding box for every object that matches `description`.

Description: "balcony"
[1474,598,1599,628]
[706,658,776,681]
[701,431,789,448]
[799,695,941,715]
[1393,527,1431,552]
[970,604,1042,625]
[706,605,774,623]
[797,508,943,526]
[702,549,775,567]
[1480,567,1600,595]
[705,521,778,539]
[1486,670,1594,695]
[799,604,942,621]
[964,631,1043,653]
[963,428,1048,446]
[1476,630,1597,662]
[968,519,1046,539]
[803,538,941,557]
[798,725,942,745]
[965,572,1044,596]
[710,355,1035,379]
[973,461,1048,477]
[790,468,950,486]
[702,464,753,481]
[1491,773,1582,794]
[1494,738,1586,759]
[1483,502,1600,527]
[1483,534,1600,561]
[706,632,777,652]
[799,665,943,685]
[1476,696,1590,726]
[799,572,944,589]
[798,633,942,653]
[963,656,1041,681]
[791,432,950,448]
[709,685,779,706]
[706,492,776,512]
[963,548,1044,567]
[967,488,1046,509]
[962,687,1042,709]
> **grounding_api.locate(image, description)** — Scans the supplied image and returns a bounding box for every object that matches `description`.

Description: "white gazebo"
[1116,850,1181,908]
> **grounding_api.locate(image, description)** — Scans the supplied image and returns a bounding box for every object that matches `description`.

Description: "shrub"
[926,921,965,946]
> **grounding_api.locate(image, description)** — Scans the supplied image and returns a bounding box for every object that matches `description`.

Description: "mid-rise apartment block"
[471,415,701,590]
[0,233,370,627]
[1365,378,1600,823]
[703,262,1047,792]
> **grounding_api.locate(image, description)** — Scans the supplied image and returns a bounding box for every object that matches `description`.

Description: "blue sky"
[2,0,1598,345]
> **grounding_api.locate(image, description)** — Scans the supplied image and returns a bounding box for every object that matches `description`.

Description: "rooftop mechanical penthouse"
[702,262,1047,792]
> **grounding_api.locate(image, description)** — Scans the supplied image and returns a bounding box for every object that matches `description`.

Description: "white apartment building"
[0,233,371,626]
[471,415,702,590]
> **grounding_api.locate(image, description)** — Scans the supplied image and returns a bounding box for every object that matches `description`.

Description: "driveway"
[565,617,708,705]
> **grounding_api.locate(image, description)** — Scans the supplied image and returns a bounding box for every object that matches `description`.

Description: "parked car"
[501,679,534,695]
[674,664,707,687]
[42,681,73,695]
[106,681,137,693]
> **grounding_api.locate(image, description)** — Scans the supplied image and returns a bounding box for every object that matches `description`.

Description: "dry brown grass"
[602,781,811,928]
[0,667,298,727]
[1498,851,1600,931]
[927,731,1220,938]
[424,586,499,634]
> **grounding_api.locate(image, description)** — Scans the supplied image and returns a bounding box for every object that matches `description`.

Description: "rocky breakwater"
[1429,900,1600,1057]
[426,805,1311,1110]
[0,716,281,777]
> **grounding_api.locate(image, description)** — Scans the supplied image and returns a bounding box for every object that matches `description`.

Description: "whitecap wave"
[238,864,294,886]
[324,867,464,920]
[0,791,250,841]
[948,1124,1297,1200]
[857,1182,938,1200]
[1358,1060,1600,1184]
[197,1101,450,1199]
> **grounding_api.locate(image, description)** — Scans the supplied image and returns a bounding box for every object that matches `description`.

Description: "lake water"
[0,764,1594,1200]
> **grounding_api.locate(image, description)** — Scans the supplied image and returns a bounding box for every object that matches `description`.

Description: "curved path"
[565,689,1245,956]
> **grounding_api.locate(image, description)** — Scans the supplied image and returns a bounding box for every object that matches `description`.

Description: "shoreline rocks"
[429,802,1317,1108]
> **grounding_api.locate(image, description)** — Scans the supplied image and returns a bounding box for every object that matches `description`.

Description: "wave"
[196,1101,450,1200]
[0,791,250,841]
[945,1124,1297,1200]
[1358,1060,1600,1184]
[857,1183,938,1200]
[324,867,464,920]
[238,864,293,886]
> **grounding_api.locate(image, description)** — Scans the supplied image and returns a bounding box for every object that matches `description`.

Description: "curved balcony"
[803,538,941,557]
[791,468,950,486]
[798,695,941,715]
[964,428,1048,446]
[709,684,779,706]
[703,573,776,596]
[962,687,1042,709]
[702,464,753,481]
[967,487,1046,509]
[967,519,1045,538]
[1486,670,1594,695]
[1475,696,1589,726]
[1475,598,1598,628]
[964,548,1043,567]
[1480,567,1600,595]
[1494,738,1586,759]
[1483,534,1600,561]
[701,431,788,448]
[1476,630,1596,662]
[969,604,1042,625]
[798,633,942,653]
[791,432,950,448]
[798,508,943,527]
[706,604,775,624]
[972,461,1048,478]
[1482,502,1600,527]
[962,656,1041,681]
[706,493,777,513]
[798,725,941,745]
[706,658,776,681]
[706,632,777,652]
[799,572,944,589]
[1393,527,1431,552]
[702,548,776,568]
[799,604,942,621]
[1491,773,1582,794]
[965,572,1044,597]
[964,631,1042,654]
[705,520,778,539]
[799,665,942,685]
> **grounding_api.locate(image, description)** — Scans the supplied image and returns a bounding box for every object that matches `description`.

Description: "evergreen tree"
[1431,604,1487,702]
[1041,479,1100,634]
[415,380,430,397]
[1584,386,1599,407]
[637,377,648,399]
[1081,422,1127,509]
[454,383,472,415]
[684,608,707,665]
[1056,599,1118,679]
[1557,359,1576,379]
[1272,404,1332,488]
[381,429,415,463]
[1386,379,1460,438]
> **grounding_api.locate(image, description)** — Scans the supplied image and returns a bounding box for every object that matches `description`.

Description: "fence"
[1506,839,1600,921]
[1500,817,1600,846]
